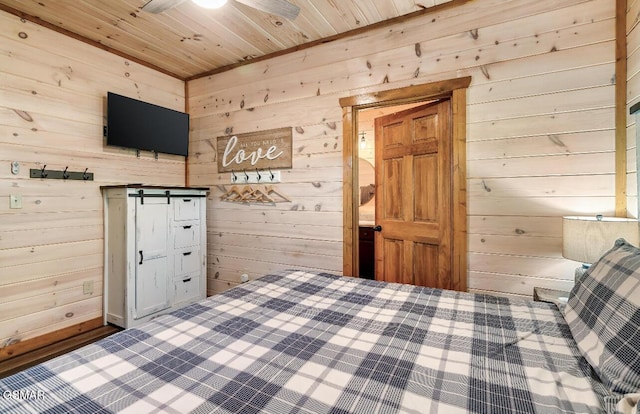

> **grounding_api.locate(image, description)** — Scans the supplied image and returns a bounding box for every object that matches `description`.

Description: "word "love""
[222,135,284,167]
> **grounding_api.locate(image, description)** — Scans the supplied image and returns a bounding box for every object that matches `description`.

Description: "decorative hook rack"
[30,166,94,181]
[229,168,280,184]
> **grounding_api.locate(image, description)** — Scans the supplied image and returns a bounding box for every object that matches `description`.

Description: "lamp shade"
[562,216,639,263]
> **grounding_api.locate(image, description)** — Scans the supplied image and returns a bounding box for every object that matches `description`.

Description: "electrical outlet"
[83,281,94,295]
[10,195,22,209]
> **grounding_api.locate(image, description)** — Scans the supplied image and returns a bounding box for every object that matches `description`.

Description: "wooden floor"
[0,325,121,379]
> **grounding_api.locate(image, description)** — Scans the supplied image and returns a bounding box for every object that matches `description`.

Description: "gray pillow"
[564,238,640,394]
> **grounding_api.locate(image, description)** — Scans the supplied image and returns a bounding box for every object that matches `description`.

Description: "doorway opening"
[339,77,471,291]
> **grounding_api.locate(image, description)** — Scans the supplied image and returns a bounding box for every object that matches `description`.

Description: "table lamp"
[562,215,639,282]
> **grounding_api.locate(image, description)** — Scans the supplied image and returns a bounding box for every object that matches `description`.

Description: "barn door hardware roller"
[129,189,207,205]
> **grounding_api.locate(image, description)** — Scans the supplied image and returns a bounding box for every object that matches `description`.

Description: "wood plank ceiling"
[0,0,454,80]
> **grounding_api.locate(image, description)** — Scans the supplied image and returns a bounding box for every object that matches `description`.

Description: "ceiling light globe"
[192,0,228,9]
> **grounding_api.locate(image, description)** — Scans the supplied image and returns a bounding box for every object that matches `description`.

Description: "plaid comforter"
[0,270,608,413]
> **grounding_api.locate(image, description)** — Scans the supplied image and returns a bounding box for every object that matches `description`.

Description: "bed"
[1,240,639,413]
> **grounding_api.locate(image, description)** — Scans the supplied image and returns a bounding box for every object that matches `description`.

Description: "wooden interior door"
[374,99,453,289]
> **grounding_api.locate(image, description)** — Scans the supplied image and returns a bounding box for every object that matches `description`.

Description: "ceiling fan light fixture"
[192,0,228,9]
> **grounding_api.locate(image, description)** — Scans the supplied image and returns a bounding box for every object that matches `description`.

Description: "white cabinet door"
[134,198,170,319]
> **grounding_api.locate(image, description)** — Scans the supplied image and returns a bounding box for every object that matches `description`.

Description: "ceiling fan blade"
[142,0,187,13]
[234,0,300,20]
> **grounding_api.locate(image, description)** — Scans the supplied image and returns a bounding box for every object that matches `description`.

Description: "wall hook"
[243,169,249,182]
[256,168,262,182]
[268,167,274,181]
[62,166,70,179]
[40,165,48,178]
[231,170,237,183]
[83,168,90,180]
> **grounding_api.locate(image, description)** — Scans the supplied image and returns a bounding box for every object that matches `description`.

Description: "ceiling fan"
[142,0,300,21]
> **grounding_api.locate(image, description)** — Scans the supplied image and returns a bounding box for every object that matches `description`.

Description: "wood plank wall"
[0,11,185,349]
[628,0,640,218]
[188,0,617,298]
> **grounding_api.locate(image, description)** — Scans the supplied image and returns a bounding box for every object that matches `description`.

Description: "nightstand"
[533,287,571,306]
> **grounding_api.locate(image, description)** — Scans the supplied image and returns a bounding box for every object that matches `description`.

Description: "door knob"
[373,225,382,232]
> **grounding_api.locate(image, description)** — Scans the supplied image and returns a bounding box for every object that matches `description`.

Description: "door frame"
[339,76,471,291]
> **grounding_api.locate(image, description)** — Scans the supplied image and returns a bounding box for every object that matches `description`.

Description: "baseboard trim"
[0,317,104,362]
[0,323,120,379]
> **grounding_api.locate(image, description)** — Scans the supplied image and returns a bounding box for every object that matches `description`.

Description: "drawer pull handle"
[183,251,192,256]
[139,250,143,265]
[183,199,192,202]
[183,278,192,283]
[183,225,192,229]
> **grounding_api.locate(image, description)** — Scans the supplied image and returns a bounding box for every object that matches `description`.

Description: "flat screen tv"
[106,92,189,157]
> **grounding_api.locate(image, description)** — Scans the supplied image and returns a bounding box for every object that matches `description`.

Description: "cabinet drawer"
[175,249,201,276]
[174,275,201,304]
[174,222,200,248]
[174,197,200,221]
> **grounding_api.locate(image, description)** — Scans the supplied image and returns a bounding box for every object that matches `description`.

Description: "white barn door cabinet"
[102,186,208,328]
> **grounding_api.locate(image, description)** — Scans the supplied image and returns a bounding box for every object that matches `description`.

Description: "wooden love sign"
[216,127,293,173]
